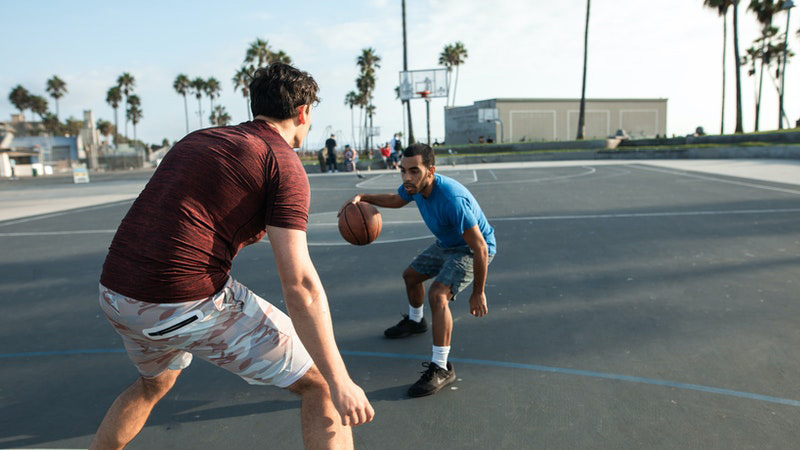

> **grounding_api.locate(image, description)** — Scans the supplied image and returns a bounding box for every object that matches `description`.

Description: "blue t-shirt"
[398,173,496,254]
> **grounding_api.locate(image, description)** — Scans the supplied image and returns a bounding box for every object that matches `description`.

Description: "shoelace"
[419,362,445,381]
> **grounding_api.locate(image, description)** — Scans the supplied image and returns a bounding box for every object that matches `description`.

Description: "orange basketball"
[338,202,382,245]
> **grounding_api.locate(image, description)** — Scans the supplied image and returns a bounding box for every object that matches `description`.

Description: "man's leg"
[427,282,454,347]
[403,266,428,309]
[406,282,456,397]
[90,369,181,450]
[384,267,430,338]
[286,365,353,450]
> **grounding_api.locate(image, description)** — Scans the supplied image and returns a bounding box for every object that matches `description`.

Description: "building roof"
[490,98,668,103]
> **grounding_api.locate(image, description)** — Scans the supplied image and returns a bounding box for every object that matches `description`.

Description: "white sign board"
[72,166,90,184]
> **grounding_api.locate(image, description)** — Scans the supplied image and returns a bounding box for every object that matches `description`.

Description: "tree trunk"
[733,3,744,134]
[183,95,189,134]
[721,12,727,135]
[350,106,356,149]
[453,66,460,107]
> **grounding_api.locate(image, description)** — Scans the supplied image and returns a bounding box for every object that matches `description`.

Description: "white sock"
[409,305,424,323]
[432,345,450,370]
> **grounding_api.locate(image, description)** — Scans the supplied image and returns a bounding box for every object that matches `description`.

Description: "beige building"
[445,98,668,145]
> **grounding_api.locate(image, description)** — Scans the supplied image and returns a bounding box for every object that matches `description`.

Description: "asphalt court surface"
[2,161,800,448]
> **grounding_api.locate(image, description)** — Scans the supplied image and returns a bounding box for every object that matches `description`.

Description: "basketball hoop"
[417,90,430,99]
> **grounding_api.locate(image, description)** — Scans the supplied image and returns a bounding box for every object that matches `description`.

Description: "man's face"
[400,155,435,196]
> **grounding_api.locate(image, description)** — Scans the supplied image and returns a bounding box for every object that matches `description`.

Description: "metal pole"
[425,97,431,145]
[577,0,590,139]
[780,1,793,129]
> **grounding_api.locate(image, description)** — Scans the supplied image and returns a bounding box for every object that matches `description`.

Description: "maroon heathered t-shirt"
[100,120,310,303]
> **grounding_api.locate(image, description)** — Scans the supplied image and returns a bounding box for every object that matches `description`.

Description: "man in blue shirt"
[341,143,496,397]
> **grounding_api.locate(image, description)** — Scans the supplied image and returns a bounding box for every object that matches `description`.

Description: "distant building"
[0,110,109,177]
[445,98,668,145]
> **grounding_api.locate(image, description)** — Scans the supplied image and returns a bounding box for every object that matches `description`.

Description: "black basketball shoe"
[384,315,428,338]
[407,362,456,397]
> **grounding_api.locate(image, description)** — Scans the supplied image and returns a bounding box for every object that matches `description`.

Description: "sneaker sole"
[384,329,427,339]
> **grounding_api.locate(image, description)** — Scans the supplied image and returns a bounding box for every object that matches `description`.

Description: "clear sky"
[1,0,795,148]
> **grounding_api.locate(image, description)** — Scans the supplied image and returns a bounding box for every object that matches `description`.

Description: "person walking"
[91,63,373,450]
[340,143,496,397]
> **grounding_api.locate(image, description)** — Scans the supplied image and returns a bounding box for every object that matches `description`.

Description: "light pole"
[780,0,794,129]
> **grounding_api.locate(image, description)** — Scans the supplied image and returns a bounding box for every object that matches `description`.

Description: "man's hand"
[469,291,488,317]
[330,379,375,426]
[338,194,362,217]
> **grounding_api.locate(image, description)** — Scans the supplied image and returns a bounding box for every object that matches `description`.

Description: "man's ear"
[297,105,308,125]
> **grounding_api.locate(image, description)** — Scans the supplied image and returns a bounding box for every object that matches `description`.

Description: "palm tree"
[356,48,381,151]
[438,44,455,105]
[173,74,191,134]
[8,85,31,120]
[29,95,49,122]
[97,119,114,144]
[733,0,745,133]
[42,113,60,134]
[245,38,273,68]
[117,72,136,138]
[233,66,253,120]
[448,41,468,107]
[191,78,207,128]
[205,77,222,115]
[45,76,67,120]
[345,91,359,148]
[748,0,781,131]
[126,94,142,143]
[210,105,231,126]
[106,86,122,143]
[704,0,734,134]
[271,50,292,64]
[577,0,591,139]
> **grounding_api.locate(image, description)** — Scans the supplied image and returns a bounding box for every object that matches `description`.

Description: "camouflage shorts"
[98,278,312,388]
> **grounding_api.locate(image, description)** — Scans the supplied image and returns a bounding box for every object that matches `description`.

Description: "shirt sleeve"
[265,149,310,231]
[397,184,413,202]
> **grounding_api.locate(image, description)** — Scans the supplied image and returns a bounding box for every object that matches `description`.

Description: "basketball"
[338,202,382,245]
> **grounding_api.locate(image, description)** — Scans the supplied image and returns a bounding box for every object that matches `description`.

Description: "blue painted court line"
[342,350,800,408]
[4,348,799,408]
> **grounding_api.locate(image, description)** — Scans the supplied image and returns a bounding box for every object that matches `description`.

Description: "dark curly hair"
[249,63,320,120]
[402,143,435,168]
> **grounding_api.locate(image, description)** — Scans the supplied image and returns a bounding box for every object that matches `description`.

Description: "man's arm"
[266,225,374,426]
[339,193,408,216]
[462,225,490,317]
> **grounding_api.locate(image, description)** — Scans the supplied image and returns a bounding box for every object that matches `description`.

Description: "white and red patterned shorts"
[98,278,312,388]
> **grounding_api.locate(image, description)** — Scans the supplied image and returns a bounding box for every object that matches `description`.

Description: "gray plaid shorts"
[410,242,495,299]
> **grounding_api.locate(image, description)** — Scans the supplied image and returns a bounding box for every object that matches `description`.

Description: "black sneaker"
[408,362,456,397]
[384,315,427,339]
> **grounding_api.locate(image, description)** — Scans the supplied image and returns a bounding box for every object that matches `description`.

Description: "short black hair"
[402,143,435,167]
[249,63,320,120]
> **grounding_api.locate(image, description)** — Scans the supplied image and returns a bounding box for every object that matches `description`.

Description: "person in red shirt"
[91,63,373,450]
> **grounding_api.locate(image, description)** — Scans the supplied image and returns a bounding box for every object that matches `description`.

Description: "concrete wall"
[446,98,668,145]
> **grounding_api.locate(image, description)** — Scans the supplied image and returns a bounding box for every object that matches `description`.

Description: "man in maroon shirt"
[91,63,373,449]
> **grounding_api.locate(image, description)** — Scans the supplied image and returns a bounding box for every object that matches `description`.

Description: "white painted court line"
[7,208,798,238]
[490,207,800,222]
[633,164,800,196]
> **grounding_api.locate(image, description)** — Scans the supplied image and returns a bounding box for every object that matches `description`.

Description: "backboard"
[398,69,449,101]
